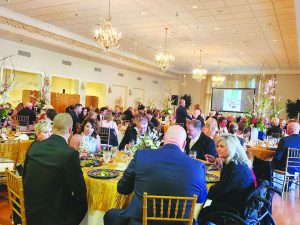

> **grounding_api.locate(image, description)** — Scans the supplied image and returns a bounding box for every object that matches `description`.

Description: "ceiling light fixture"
[141,12,147,15]
[94,0,121,50]
[155,27,175,70]
[212,61,225,87]
[192,5,198,9]
[214,27,220,30]
[192,50,207,82]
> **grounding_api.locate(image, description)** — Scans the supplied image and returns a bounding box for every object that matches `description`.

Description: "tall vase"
[250,127,259,142]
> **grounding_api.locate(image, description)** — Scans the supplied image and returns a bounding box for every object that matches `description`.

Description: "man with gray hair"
[23,113,87,225]
[104,125,207,225]
[185,119,217,160]
[272,122,300,173]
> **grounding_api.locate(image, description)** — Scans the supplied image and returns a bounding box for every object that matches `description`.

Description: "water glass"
[103,150,111,169]
[111,146,118,159]
[189,150,197,159]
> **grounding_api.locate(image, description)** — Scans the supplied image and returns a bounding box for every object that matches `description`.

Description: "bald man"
[272,122,300,173]
[17,102,36,125]
[104,125,207,225]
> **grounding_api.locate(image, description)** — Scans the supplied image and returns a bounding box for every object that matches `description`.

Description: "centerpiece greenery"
[130,128,162,152]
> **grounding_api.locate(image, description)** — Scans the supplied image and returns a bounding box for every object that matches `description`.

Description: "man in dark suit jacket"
[68,103,82,133]
[123,107,134,121]
[185,120,217,160]
[23,113,87,225]
[119,117,149,150]
[17,102,36,125]
[104,125,207,225]
[145,109,159,129]
[272,122,300,173]
[176,99,192,125]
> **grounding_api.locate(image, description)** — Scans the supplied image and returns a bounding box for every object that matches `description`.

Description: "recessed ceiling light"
[192,44,196,47]
[214,27,219,30]
[141,12,147,15]
[228,42,233,45]
[98,17,103,20]
[192,5,198,9]
[273,39,277,42]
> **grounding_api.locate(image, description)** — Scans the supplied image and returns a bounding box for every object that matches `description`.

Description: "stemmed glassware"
[103,149,112,169]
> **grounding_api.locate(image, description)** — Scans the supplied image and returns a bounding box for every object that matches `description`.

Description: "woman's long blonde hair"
[215,134,252,169]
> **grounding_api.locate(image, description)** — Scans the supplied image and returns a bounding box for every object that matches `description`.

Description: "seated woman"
[228,122,246,150]
[70,119,101,158]
[198,134,255,222]
[99,112,119,146]
[34,119,53,141]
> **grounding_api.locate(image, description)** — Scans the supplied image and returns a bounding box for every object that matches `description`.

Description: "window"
[251,78,256,88]
[235,80,239,88]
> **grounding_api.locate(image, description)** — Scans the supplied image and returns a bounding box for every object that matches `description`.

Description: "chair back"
[5,169,26,225]
[99,127,110,146]
[16,115,30,127]
[285,148,300,173]
[0,140,20,168]
[142,192,197,225]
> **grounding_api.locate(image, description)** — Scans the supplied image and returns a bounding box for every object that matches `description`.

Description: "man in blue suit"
[104,125,207,225]
[272,122,300,173]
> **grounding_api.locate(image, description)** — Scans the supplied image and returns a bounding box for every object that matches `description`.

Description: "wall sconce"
[128,88,132,96]
[108,85,112,93]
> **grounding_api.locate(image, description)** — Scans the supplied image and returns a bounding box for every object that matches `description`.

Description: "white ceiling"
[1,0,299,74]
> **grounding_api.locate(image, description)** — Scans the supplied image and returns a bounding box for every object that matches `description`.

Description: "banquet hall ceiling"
[0,0,299,74]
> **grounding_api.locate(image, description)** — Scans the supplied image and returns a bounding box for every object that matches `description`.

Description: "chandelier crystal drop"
[155,27,175,70]
[94,0,121,50]
[192,50,207,82]
[212,61,225,87]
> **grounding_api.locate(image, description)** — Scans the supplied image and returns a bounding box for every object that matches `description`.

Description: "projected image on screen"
[211,88,255,113]
[223,90,242,111]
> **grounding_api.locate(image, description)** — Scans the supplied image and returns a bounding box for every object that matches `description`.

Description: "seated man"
[23,113,87,225]
[17,102,36,125]
[185,120,217,160]
[145,109,159,129]
[105,125,207,225]
[272,121,300,174]
[118,116,149,150]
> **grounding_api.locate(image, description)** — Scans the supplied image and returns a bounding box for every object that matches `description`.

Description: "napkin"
[14,134,29,141]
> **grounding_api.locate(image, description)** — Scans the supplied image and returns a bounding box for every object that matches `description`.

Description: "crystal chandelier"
[155,27,175,70]
[94,0,121,50]
[212,62,225,87]
[192,50,207,82]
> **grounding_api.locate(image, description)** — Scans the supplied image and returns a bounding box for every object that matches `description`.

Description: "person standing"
[69,103,82,133]
[23,113,87,225]
[175,99,192,126]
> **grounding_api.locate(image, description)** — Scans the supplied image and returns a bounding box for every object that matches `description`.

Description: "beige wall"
[275,74,300,119]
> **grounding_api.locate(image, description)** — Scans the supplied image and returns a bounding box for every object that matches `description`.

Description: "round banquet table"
[80,152,132,225]
[247,146,276,161]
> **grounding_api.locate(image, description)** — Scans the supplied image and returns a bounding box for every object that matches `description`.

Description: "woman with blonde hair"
[267,117,281,136]
[199,134,255,222]
[34,119,52,141]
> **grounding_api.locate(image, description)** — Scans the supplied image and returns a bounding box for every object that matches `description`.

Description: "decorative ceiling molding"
[0,15,178,78]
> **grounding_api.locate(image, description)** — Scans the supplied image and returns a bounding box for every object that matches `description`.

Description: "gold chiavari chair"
[99,127,110,147]
[5,169,27,225]
[142,192,197,225]
[0,140,20,185]
[16,115,30,131]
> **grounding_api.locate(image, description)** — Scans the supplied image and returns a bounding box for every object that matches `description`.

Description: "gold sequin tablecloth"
[82,153,132,212]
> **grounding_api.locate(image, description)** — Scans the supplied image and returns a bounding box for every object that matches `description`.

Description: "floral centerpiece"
[0,103,11,120]
[160,94,173,116]
[130,128,162,152]
[245,78,283,140]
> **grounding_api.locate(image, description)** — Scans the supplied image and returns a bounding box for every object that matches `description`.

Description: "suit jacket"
[17,107,36,125]
[117,144,207,225]
[272,134,300,172]
[69,110,80,133]
[175,106,192,124]
[118,127,138,150]
[23,135,87,225]
[185,133,217,160]
[266,125,282,136]
[207,160,255,210]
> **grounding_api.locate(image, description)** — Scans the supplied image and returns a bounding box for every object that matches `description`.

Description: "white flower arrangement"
[131,127,162,152]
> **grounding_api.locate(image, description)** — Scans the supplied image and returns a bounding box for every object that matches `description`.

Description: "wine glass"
[111,146,118,159]
[103,149,111,169]
[189,150,197,159]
